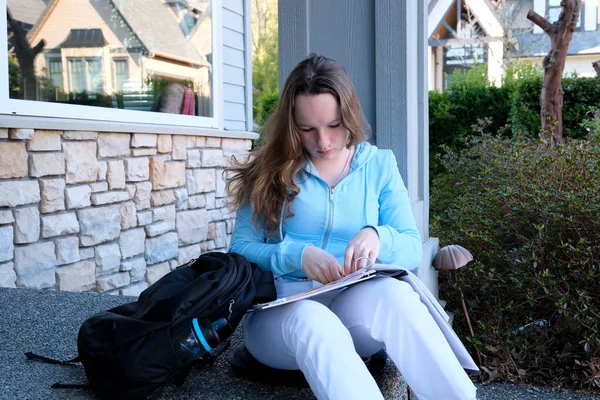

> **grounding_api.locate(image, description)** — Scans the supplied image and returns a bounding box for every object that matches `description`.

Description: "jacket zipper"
[320,187,335,248]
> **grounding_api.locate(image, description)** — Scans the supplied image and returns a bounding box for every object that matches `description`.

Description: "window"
[47,59,63,89]
[113,59,128,93]
[3,0,218,127]
[547,0,583,28]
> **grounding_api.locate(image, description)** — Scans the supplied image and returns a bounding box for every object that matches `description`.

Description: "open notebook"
[250,264,408,311]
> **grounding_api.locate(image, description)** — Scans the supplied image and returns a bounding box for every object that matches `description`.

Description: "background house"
[428,0,600,91]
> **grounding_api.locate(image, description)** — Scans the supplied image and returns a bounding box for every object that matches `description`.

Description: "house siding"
[222,0,250,130]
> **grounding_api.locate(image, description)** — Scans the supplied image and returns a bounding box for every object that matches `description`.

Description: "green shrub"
[429,64,600,180]
[431,124,600,390]
[253,91,279,127]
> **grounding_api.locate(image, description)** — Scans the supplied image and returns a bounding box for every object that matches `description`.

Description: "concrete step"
[0,288,409,400]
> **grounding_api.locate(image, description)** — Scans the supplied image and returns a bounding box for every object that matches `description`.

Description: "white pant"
[243,277,477,400]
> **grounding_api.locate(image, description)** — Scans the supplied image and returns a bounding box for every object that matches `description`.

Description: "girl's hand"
[302,246,343,284]
[343,227,380,275]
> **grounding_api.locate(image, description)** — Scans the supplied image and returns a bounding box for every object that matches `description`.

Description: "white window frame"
[0,0,224,132]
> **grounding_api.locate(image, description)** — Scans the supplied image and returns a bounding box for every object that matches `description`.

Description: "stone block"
[0,211,14,225]
[165,205,176,230]
[63,141,99,184]
[174,188,189,209]
[62,131,98,140]
[157,135,172,153]
[97,273,130,293]
[14,208,40,243]
[27,130,61,151]
[30,153,65,178]
[150,190,176,207]
[145,232,178,264]
[131,133,157,148]
[0,128,7,139]
[170,259,178,270]
[95,242,121,275]
[40,178,66,213]
[125,158,150,182]
[56,236,80,265]
[152,207,166,222]
[205,192,216,209]
[137,211,153,226]
[178,244,200,265]
[187,169,215,194]
[129,257,147,282]
[172,136,187,160]
[205,137,221,147]
[90,182,109,193]
[222,138,251,156]
[134,181,152,210]
[41,212,79,238]
[97,161,107,180]
[201,149,226,167]
[8,128,33,139]
[98,133,130,158]
[91,191,129,205]
[0,226,14,262]
[120,201,137,230]
[214,221,227,248]
[144,222,170,238]
[78,205,121,246]
[79,247,94,260]
[132,148,157,156]
[199,241,209,252]
[150,157,186,189]
[119,227,146,259]
[215,168,227,197]
[107,160,126,190]
[226,219,234,234]
[146,262,171,285]
[14,241,57,287]
[176,209,209,245]
[65,185,92,209]
[56,261,95,292]
[215,198,227,208]
[187,195,206,210]
[126,183,136,199]
[0,262,16,288]
[121,281,148,297]
[207,240,216,250]
[0,142,28,178]
[195,136,206,147]
[187,149,201,168]
[17,268,55,289]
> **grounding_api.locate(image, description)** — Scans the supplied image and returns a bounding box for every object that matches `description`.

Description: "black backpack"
[26,251,276,400]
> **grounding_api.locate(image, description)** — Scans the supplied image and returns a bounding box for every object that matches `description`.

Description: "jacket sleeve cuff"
[373,225,394,259]
[276,241,311,275]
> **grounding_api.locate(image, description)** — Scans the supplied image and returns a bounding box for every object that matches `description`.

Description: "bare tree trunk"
[7,10,45,100]
[527,0,583,143]
[593,60,600,77]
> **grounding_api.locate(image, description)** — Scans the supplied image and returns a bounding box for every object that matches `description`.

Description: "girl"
[227,54,477,400]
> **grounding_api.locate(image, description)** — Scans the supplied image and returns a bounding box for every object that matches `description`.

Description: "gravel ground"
[1,287,598,400]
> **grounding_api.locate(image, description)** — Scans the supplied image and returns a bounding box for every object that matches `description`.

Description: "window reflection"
[6,0,213,117]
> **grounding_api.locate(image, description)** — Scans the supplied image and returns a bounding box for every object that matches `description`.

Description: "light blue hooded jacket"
[229,142,423,279]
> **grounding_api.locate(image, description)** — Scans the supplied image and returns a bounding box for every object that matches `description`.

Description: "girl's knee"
[283,300,352,341]
[373,278,420,308]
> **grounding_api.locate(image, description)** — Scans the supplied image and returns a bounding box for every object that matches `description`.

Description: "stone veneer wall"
[0,128,251,296]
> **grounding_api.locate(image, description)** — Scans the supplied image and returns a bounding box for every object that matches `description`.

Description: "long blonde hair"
[227,54,371,238]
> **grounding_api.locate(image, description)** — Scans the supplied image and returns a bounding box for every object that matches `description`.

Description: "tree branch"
[593,60,600,77]
[527,10,554,34]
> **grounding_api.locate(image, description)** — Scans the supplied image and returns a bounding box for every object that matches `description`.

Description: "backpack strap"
[25,351,80,365]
